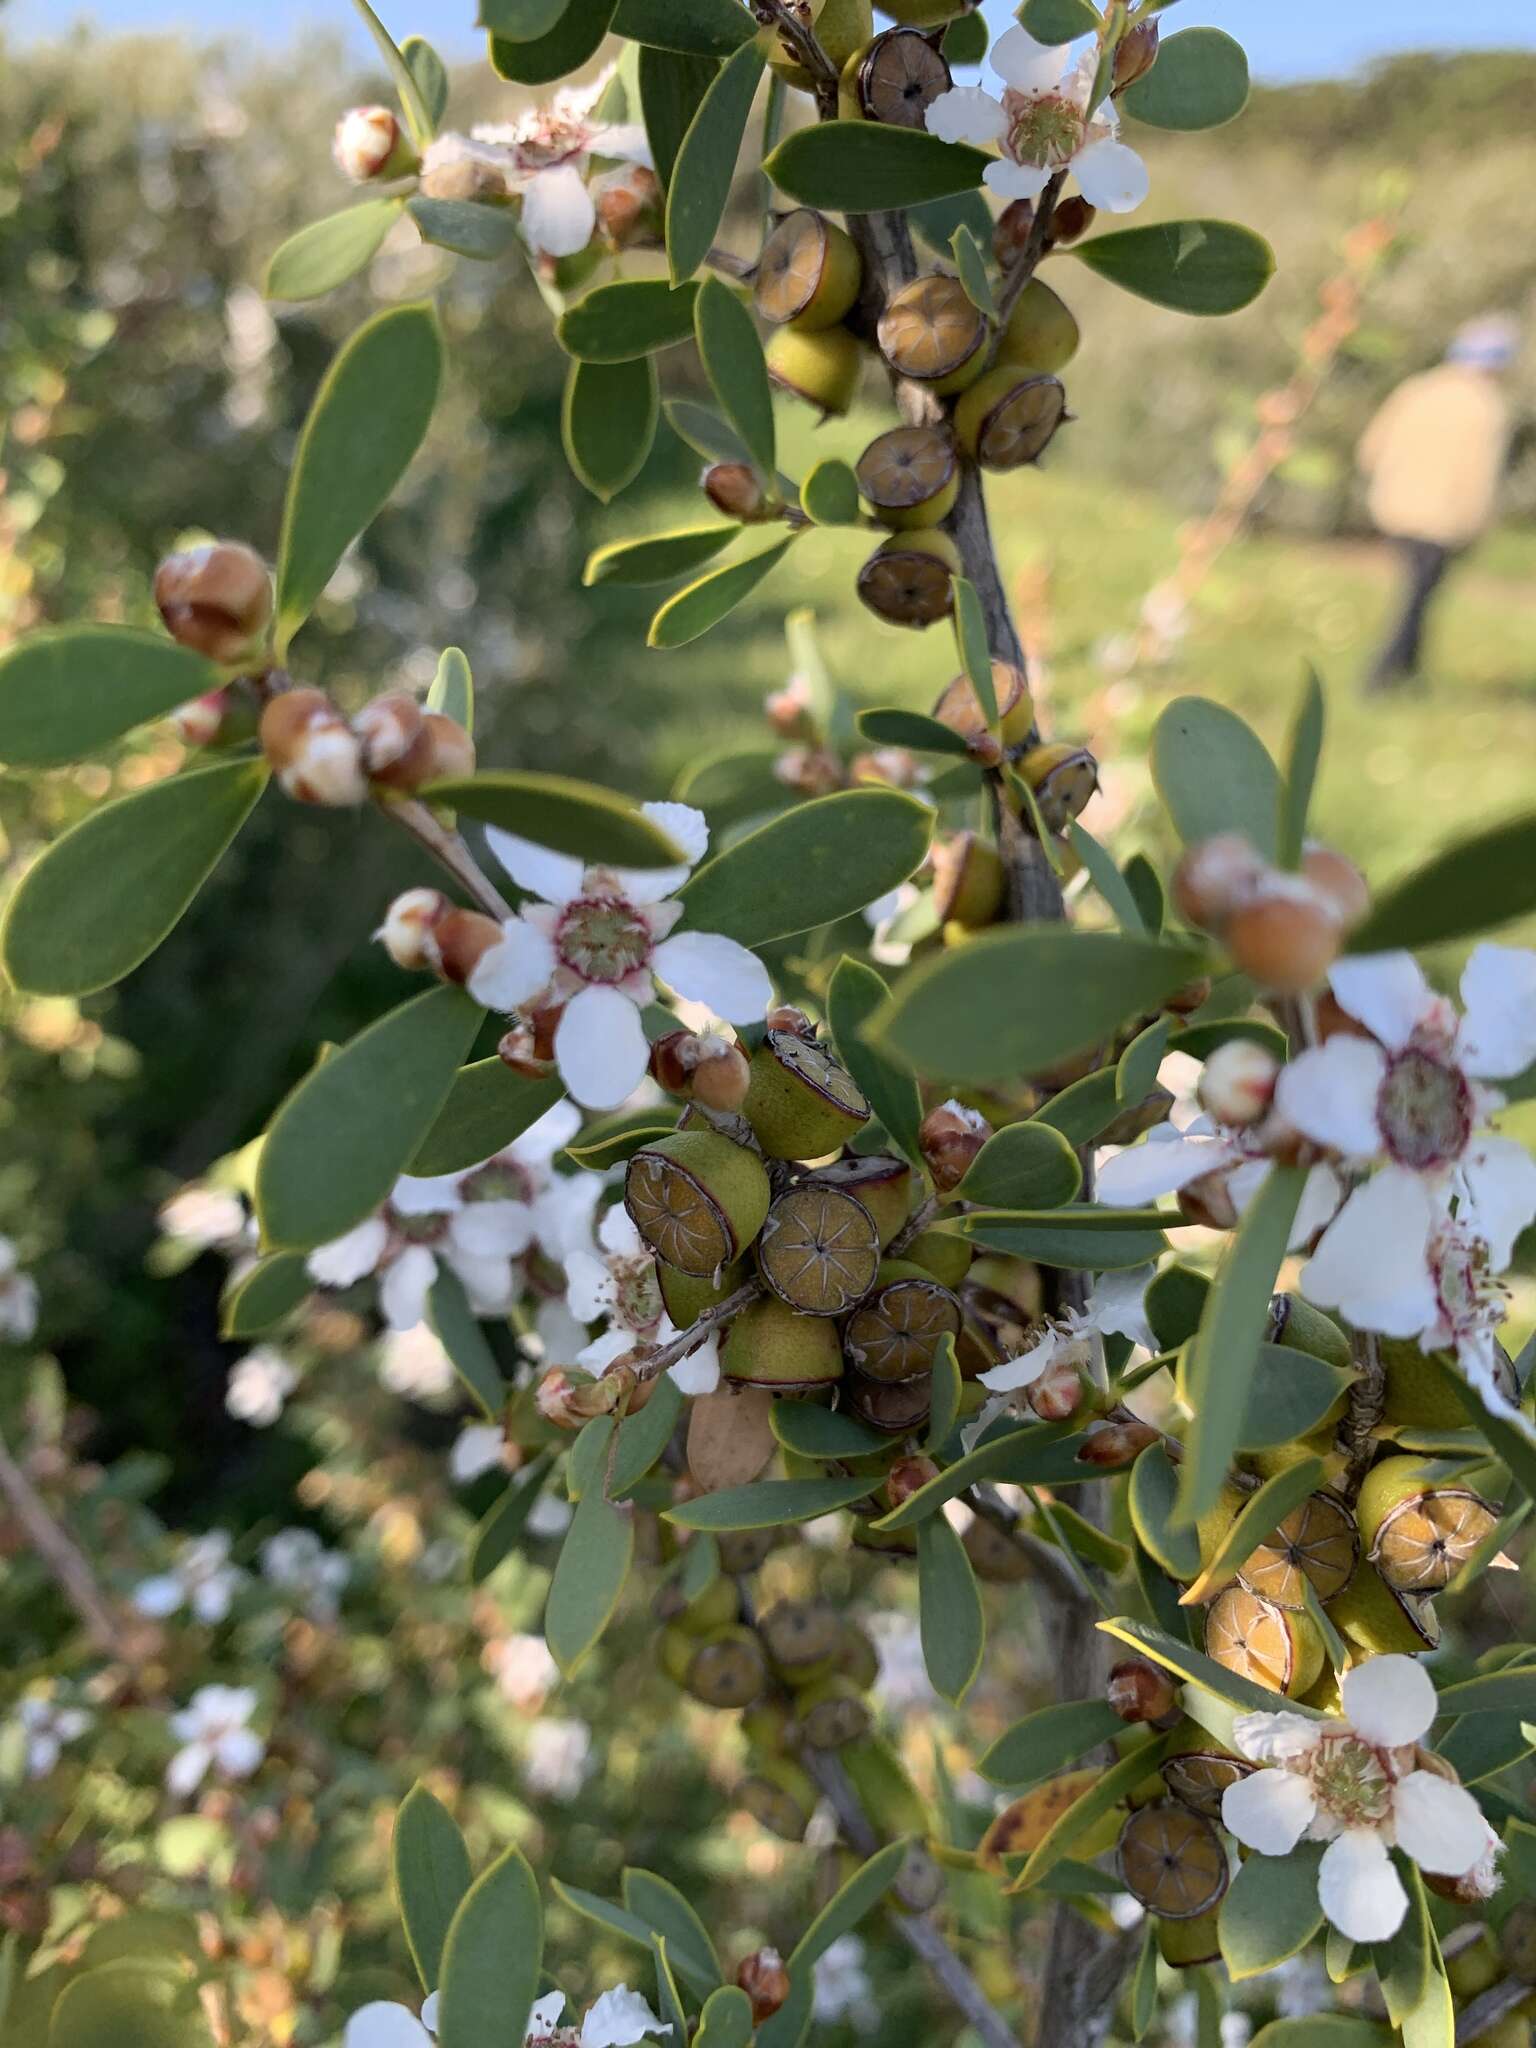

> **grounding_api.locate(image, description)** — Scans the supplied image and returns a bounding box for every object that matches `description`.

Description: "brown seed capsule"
[703,462,771,523]
[849,26,952,128]
[154,540,272,664]
[420,712,477,785]
[1224,884,1342,995]
[878,273,990,394]
[435,908,506,989]
[1114,18,1160,91]
[378,887,451,972]
[259,688,367,807]
[843,1366,932,1436]
[737,1947,791,2023]
[919,1100,991,1193]
[857,532,961,629]
[1170,832,1266,933]
[1108,1658,1179,1724]
[885,1456,939,1511]
[1301,843,1371,932]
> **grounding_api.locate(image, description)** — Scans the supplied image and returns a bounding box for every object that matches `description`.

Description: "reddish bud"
[691,1037,752,1113]
[650,1030,697,1096]
[259,688,366,807]
[332,105,416,182]
[919,1100,991,1193]
[1177,1167,1240,1232]
[764,676,816,741]
[591,162,661,248]
[737,1948,792,2023]
[1113,18,1160,90]
[497,1023,555,1078]
[154,540,272,664]
[535,1367,627,1429]
[378,887,451,972]
[420,711,476,783]
[1198,1039,1280,1128]
[767,1006,814,1038]
[774,746,844,796]
[1224,884,1342,994]
[354,692,430,786]
[1171,832,1265,933]
[172,689,232,748]
[992,197,1036,269]
[1027,1354,1085,1422]
[434,908,506,987]
[1107,1657,1178,1723]
[703,462,770,522]
[1076,1417,1158,1467]
[1046,195,1096,248]
[1301,843,1370,932]
[885,1456,939,1510]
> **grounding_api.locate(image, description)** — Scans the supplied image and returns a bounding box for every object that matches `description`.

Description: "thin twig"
[0,1426,121,1657]
[376,794,514,920]
[888,1196,939,1261]
[1457,1979,1534,2045]
[992,173,1068,335]
[751,2,840,116]
[632,1282,763,1383]
[968,1486,1089,1607]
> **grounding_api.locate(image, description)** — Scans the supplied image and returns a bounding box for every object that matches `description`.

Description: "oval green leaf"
[408,195,521,260]
[436,1844,542,2048]
[0,626,218,768]
[392,1784,473,1992]
[563,354,659,501]
[917,1514,985,1705]
[559,278,701,362]
[585,525,741,587]
[220,1251,312,1340]
[622,1869,721,1992]
[427,647,474,734]
[693,1986,755,2048]
[1097,1616,1326,1720]
[1151,695,1281,862]
[402,35,450,127]
[1128,1440,1202,1582]
[770,1401,887,1461]
[801,457,862,526]
[978,1697,1127,1787]
[694,275,776,473]
[955,1121,1082,1211]
[788,1838,909,1969]
[614,0,756,54]
[265,197,404,300]
[668,46,766,284]
[411,1060,563,1177]
[544,1483,635,1675]
[827,955,924,1166]
[427,1267,506,1420]
[1218,1844,1325,1982]
[489,0,617,83]
[1122,28,1250,131]
[1351,811,1536,954]
[855,707,971,757]
[664,1475,875,1530]
[1072,219,1275,316]
[422,770,685,866]
[647,537,795,648]
[481,0,570,37]
[1020,0,1097,40]
[764,122,990,212]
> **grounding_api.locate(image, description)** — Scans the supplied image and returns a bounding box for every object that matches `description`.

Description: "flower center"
[555,894,653,986]
[1376,1048,1473,1171]
[609,1253,663,1335]
[1430,1225,1504,1338]
[1004,91,1085,169]
[389,1207,452,1246]
[1309,1735,1393,1828]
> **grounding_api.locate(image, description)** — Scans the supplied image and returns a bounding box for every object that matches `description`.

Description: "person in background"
[1356,314,1519,692]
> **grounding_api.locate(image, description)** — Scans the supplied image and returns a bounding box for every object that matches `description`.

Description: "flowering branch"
[631,1281,763,1383]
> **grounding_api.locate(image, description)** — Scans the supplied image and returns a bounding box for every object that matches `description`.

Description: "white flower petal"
[450,1424,507,1484]
[344,2004,434,2048]
[451,1200,534,1261]
[1071,137,1148,213]
[1299,1169,1441,1337]
[1291,1162,1345,1249]
[526,1991,566,2038]
[983,158,1052,202]
[1230,1710,1326,1766]
[670,1334,720,1396]
[1274,1037,1388,1160]
[1458,944,1536,1078]
[166,1741,212,1797]
[651,931,772,1024]
[513,1097,583,1164]
[450,1250,516,1316]
[521,162,598,258]
[578,1325,637,1370]
[1096,1126,1231,1205]
[1086,1264,1156,1350]
[979,1329,1058,1393]
[381,1246,439,1333]
[611,803,710,904]
[420,1991,439,2035]
[1460,1137,1536,1268]
[1221,1766,1317,1855]
[467,918,560,1014]
[1327,952,1430,1051]
[580,1985,671,2047]
[213,1725,265,1779]
[925,85,1008,147]
[1317,1829,1408,1943]
[390,1172,464,1218]
[483,826,585,906]
[591,122,651,168]
[1340,1653,1437,1748]
[133,1573,185,1618]
[555,984,652,1111]
[308,1215,390,1288]
[566,1247,615,1321]
[1392,1771,1491,1876]
[598,1204,645,1257]
[990,24,1068,95]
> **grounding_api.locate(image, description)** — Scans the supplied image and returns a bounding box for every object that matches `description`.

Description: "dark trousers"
[1366,535,1455,691]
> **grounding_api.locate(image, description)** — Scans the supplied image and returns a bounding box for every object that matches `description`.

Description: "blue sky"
[5,0,1533,79]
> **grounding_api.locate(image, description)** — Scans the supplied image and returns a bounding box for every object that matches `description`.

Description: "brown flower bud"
[354,692,430,787]
[499,1000,562,1075]
[1046,195,1096,248]
[737,1947,792,2023]
[154,540,272,664]
[1027,1354,1085,1422]
[378,887,451,972]
[1170,832,1265,933]
[1107,1657,1178,1724]
[1113,18,1160,91]
[992,197,1036,270]
[919,1100,991,1193]
[703,462,771,523]
[591,162,661,248]
[764,678,816,742]
[1224,883,1342,994]
[420,711,476,783]
[259,688,366,807]
[332,105,417,183]
[1164,975,1213,1017]
[434,908,506,988]
[171,689,232,748]
[650,1030,697,1096]
[1300,843,1370,932]
[766,1005,814,1038]
[1177,1167,1240,1231]
[1198,1039,1280,1128]
[1076,1417,1158,1467]
[884,1456,939,1511]
[535,1367,626,1429]
[691,1038,752,1113]
[774,746,844,796]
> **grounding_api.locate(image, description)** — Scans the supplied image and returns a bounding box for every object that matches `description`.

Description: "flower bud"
[1164,975,1213,1017]
[850,747,921,790]
[884,1456,939,1511]
[378,887,451,972]
[332,105,417,183]
[1027,1354,1085,1421]
[154,540,273,664]
[497,1022,555,1077]
[764,676,816,742]
[591,162,661,248]
[1076,1417,1158,1467]
[259,688,367,807]
[1224,882,1342,994]
[1107,1657,1178,1723]
[1177,1167,1240,1232]
[1300,842,1370,932]
[535,1366,630,1429]
[649,1030,697,1097]
[774,746,844,796]
[919,1100,991,1193]
[1198,1039,1280,1128]
[766,1006,814,1038]
[1046,195,1096,248]
[1114,19,1160,91]
[435,908,506,987]
[1170,832,1265,933]
[354,692,431,787]
[736,1947,791,2023]
[691,1037,752,1113]
[420,711,476,783]
[171,689,232,748]
[992,197,1035,270]
[703,462,771,523]
[419,148,505,205]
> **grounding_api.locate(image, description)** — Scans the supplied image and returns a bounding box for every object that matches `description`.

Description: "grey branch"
[631,1281,763,1382]
[1457,1979,1534,2044]
[0,1426,122,1657]
[377,793,514,921]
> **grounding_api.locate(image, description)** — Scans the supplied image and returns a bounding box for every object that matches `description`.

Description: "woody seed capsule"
[154,540,273,664]
[259,689,367,807]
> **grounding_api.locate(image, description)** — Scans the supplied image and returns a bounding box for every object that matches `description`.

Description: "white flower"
[925,27,1149,214]
[450,1422,508,1484]
[380,1322,457,1401]
[308,1162,535,1330]
[134,1530,245,1624]
[487,1629,559,1708]
[979,1264,1156,1394]
[812,1936,876,2028]
[15,1694,92,1777]
[1096,1117,1344,1249]
[524,1716,593,1800]
[344,1981,668,2048]
[158,1184,247,1250]
[567,1207,723,1395]
[166,1684,264,1797]
[473,803,771,1111]
[1221,1655,1493,1943]
[0,1237,39,1344]
[1278,949,1536,1337]
[225,1346,298,1427]
[261,1527,350,1621]
[472,73,652,259]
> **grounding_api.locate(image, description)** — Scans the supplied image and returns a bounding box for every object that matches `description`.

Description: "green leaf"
[1181,1457,1327,1605]
[1124,852,1165,934]
[1351,811,1536,953]
[1235,1344,1355,1451]
[614,0,756,54]
[770,1400,887,1462]
[219,1252,310,1339]
[694,276,775,473]
[401,35,450,127]
[1117,1016,1169,1102]
[1434,1669,1536,1717]
[562,355,659,502]
[1376,1866,1433,2028]
[256,987,483,1252]
[408,195,521,260]
[1,757,266,997]
[276,303,442,654]
[926,1337,961,1455]
[828,956,924,1167]
[436,1844,542,2048]
[1128,1440,1202,1581]
[427,1268,506,1420]
[622,1869,721,1991]
[424,770,685,865]
[489,0,617,83]
[1122,27,1250,130]
[1072,218,1275,316]
[566,1117,677,1169]
[952,578,998,728]
[801,458,862,526]
[950,223,996,319]
[1152,695,1280,862]
[1069,821,1149,936]
[585,525,742,587]
[1278,667,1325,868]
[1131,1920,1157,2041]
[1031,1068,1121,1146]
[545,1482,634,1675]
[550,1881,720,2001]
[1218,1844,1324,1981]
[559,278,702,362]
[411,1061,563,1177]
[1096,1616,1327,1719]
[869,1421,1080,1531]
[868,927,1205,1087]
[665,398,797,503]
[1145,1263,1210,1353]
[917,1515,985,1705]
[955,1121,1082,1210]
[680,788,933,946]
[470,1456,556,1582]
[693,1986,755,2048]
[647,537,795,647]
[977,1697,1126,1787]
[664,1476,874,1530]
[641,47,720,191]
[392,1784,472,1992]
[610,1376,684,1497]
[1014,1730,1177,1890]
[789,1838,909,1969]
[481,0,570,36]
[854,708,971,757]
[1176,1165,1306,1523]
[0,627,218,767]
[427,647,474,734]
[953,1216,1168,1269]
[1020,0,1098,41]
[941,9,989,63]
[909,189,995,258]
[44,1963,210,2048]
[351,0,435,145]
[764,121,990,213]
[1249,2024,1389,2048]
[668,47,765,284]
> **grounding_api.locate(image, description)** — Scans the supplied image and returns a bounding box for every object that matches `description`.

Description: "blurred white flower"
[345,1985,670,2048]
[134,1530,245,1624]
[812,1936,877,2030]
[526,1491,574,1540]
[158,1184,247,1250]
[15,1694,92,1777]
[450,1422,508,1485]
[261,1527,350,1621]
[487,1630,559,1709]
[567,1205,721,1396]
[225,1346,298,1427]
[869,1616,934,1713]
[308,1166,532,1330]
[524,1716,592,1799]
[380,1323,457,1403]
[0,1237,39,1344]
[166,1684,264,1796]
